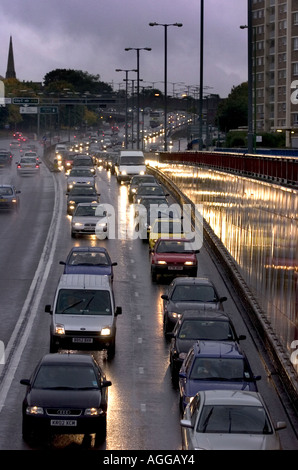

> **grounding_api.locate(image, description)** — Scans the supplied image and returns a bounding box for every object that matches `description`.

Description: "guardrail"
[148,164,298,412]
[159,151,298,187]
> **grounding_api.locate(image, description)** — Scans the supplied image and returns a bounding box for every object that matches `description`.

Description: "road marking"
[0,172,63,413]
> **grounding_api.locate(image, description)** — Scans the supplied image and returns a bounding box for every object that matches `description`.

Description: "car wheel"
[107,340,115,359]
[95,416,107,445]
[151,269,157,282]
[22,418,37,444]
[50,336,58,353]
[71,231,77,238]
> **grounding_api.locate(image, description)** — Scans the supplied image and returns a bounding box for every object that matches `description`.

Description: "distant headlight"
[74,222,84,227]
[139,171,145,175]
[26,406,44,415]
[121,170,127,175]
[84,408,104,416]
[184,261,194,265]
[157,260,167,265]
[170,312,181,319]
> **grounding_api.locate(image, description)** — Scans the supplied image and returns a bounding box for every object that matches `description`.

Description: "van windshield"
[120,156,145,165]
[56,289,112,315]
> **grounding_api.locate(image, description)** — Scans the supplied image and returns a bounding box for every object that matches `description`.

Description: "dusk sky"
[0,0,248,98]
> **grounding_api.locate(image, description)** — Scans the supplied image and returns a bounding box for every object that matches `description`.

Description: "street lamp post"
[149,22,183,151]
[125,47,151,150]
[115,68,137,148]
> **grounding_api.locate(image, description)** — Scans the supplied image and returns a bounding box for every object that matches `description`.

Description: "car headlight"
[84,408,104,416]
[55,324,65,335]
[68,200,75,204]
[157,260,167,265]
[74,222,84,227]
[184,261,194,265]
[139,171,145,175]
[100,327,111,336]
[121,170,127,175]
[170,311,181,319]
[26,406,44,415]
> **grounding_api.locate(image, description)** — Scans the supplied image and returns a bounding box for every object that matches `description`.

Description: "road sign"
[39,106,58,114]
[20,106,38,114]
[13,97,39,105]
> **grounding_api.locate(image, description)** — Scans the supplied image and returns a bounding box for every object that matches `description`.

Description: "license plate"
[168,266,183,270]
[72,337,93,343]
[50,420,77,427]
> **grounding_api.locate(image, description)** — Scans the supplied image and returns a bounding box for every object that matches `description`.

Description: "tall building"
[252,0,298,145]
[5,36,16,79]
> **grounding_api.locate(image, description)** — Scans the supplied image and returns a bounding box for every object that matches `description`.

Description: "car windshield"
[20,157,36,163]
[171,285,218,302]
[197,405,273,434]
[73,159,93,166]
[138,186,164,196]
[69,169,93,176]
[69,187,97,196]
[178,320,234,341]
[74,205,100,217]
[153,220,184,234]
[131,176,155,185]
[120,156,145,165]
[0,187,13,195]
[56,289,112,315]
[33,364,99,390]
[68,252,109,266]
[0,154,9,160]
[156,240,194,253]
[190,357,249,381]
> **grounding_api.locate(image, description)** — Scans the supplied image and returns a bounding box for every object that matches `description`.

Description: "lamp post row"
[117,22,183,150]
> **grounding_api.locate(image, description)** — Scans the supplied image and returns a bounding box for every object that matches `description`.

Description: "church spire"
[6,36,16,79]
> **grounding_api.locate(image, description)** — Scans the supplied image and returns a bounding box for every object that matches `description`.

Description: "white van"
[115,150,146,182]
[45,274,122,357]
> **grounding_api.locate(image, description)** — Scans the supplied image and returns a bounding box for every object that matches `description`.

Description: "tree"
[43,69,112,95]
[216,82,248,132]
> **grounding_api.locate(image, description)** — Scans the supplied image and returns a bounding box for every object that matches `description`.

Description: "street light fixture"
[115,68,137,148]
[149,22,183,151]
[125,47,151,149]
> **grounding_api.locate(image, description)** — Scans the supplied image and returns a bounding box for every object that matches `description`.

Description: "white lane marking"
[0,173,63,413]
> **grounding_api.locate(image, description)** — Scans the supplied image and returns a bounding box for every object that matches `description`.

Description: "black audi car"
[20,353,112,444]
[66,184,100,215]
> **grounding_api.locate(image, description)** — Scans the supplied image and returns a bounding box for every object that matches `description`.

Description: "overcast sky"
[0,0,248,98]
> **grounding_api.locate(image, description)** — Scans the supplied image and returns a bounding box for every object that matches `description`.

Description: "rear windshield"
[120,156,145,165]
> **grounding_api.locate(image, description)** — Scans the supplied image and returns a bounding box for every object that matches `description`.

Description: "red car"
[150,238,199,282]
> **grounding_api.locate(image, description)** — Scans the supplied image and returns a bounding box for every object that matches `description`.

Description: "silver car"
[16,156,41,175]
[66,167,96,192]
[71,203,110,238]
[181,390,286,450]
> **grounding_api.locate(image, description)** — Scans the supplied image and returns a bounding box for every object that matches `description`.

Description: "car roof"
[58,273,111,289]
[200,390,263,407]
[191,340,243,358]
[179,309,230,321]
[39,353,95,366]
[68,246,109,254]
[170,277,214,287]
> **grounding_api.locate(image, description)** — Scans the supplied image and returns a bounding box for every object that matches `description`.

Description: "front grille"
[46,408,82,417]
[65,330,99,336]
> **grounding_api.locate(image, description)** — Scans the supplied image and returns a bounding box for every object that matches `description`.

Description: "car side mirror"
[275,421,287,431]
[161,294,169,300]
[238,335,246,340]
[102,380,112,388]
[20,379,30,386]
[112,262,118,266]
[180,419,193,429]
[45,304,52,314]
[254,375,262,381]
[220,296,227,302]
[59,261,66,265]
[115,306,122,316]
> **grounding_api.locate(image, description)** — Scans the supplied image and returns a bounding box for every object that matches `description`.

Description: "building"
[5,36,16,79]
[252,0,298,145]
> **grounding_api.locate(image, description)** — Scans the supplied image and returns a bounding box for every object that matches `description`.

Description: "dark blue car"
[59,247,117,280]
[178,340,261,411]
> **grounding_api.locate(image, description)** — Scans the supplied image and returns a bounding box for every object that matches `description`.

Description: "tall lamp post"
[125,47,151,150]
[240,0,254,153]
[115,68,137,148]
[149,22,183,151]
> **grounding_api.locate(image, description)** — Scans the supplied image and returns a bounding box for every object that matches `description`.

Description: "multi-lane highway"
[0,137,297,450]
